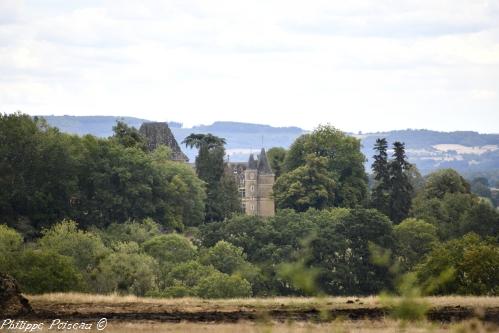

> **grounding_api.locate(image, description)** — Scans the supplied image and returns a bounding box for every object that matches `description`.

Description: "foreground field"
[24,293,499,325]
[75,320,499,333]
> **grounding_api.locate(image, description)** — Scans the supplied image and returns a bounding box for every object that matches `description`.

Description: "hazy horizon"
[1,1,498,133]
[34,114,499,134]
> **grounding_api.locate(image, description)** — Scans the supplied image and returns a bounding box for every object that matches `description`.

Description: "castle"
[139,123,275,217]
[232,148,275,217]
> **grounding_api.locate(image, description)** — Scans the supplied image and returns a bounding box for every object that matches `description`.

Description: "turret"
[248,153,257,169]
[257,148,273,174]
[242,148,275,217]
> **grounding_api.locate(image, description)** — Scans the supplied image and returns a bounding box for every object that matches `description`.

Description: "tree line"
[0,113,498,297]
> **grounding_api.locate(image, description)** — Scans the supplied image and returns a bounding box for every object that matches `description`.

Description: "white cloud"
[0,0,498,132]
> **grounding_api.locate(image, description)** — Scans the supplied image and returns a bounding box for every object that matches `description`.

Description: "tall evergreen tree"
[183,133,239,222]
[388,141,413,223]
[371,138,390,215]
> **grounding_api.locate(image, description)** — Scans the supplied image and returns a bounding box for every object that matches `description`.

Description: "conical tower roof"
[248,153,257,169]
[257,148,273,174]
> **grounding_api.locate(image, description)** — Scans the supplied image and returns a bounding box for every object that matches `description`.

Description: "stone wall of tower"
[238,148,275,217]
[257,173,275,217]
[244,169,258,216]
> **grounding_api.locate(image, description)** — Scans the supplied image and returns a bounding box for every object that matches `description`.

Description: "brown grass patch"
[27,293,499,310]
[26,320,498,333]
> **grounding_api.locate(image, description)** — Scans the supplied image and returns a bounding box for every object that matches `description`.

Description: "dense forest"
[0,112,498,298]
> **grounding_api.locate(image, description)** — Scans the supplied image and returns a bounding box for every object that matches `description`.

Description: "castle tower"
[139,122,188,162]
[243,148,275,217]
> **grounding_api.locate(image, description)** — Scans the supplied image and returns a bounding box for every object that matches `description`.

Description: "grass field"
[7,319,497,333]
[94,320,496,333]
[23,293,499,330]
[28,293,499,310]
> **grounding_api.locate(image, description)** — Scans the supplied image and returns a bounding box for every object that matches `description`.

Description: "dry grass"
[31,320,496,333]
[27,293,499,311]
[21,294,499,332]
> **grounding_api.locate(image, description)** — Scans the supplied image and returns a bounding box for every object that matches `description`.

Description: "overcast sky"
[1,0,498,132]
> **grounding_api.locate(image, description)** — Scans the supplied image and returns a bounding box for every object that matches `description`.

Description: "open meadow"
[15,294,499,332]
[65,320,498,333]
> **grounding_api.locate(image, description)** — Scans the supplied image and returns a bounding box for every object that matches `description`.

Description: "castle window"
[250,185,255,192]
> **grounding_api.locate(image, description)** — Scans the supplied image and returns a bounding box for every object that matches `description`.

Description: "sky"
[1,0,498,133]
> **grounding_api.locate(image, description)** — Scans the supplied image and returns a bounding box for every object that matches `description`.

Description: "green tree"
[460,200,498,238]
[274,156,336,212]
[150,147,206,227]
[110,120,147,151]
[371,138,390,215]
[201,240,248,274]
[0,113,206,232]
[416,233,499,295]
[311,208,395,295]
[200,214,272,263]
[75,136,204,230]
[215,167,241,218]
[182,133,227,150]
[200,209,351,295]
[74,137,157,228]
[266,147,287,178]
[411,169,498,240]
[394,218,438,271]
[422,169,470,200]
[388,142,413,223]
[183,133,239,222]
[0,113,79,234]
[281,125,368,208]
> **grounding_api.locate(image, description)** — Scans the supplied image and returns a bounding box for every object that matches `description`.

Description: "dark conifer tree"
[388,141,413,223]
[371,138,390,216]
[183,134,239,222]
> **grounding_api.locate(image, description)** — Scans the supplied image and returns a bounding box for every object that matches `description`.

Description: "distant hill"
[39,115,499,175]
[40,115,182,137]
[357,130,499,175]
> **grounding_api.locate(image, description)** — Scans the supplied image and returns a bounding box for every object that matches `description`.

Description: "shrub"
[162,260,216,288]
[200,240,247,274]
[100,218,161,246]
[0,224,23,271]
[12,249,85,294]
[196,272,252,299]
[94,242,159,296]
[38,220,108,272]
[143,234,196,265]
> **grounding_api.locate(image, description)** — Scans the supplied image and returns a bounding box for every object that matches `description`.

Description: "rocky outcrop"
[0,273,32,317]
[139,122,189,162]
